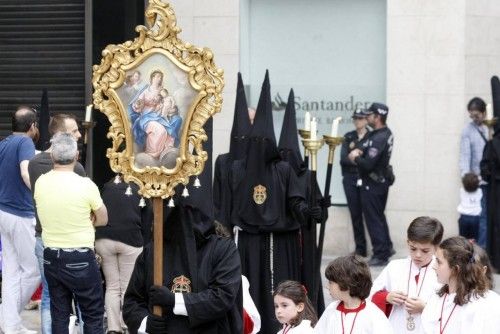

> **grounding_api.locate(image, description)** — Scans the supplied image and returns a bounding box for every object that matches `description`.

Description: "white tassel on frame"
[194,177,201,188]
[182,186,189,197]
[113,175,121,184]
[124,185,132,196]
[138,197,146,207]
[168,198,175,207]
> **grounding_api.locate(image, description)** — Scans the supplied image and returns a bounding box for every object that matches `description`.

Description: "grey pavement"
[16,254,500,332]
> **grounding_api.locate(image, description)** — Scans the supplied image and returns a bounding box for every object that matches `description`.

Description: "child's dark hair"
[325,255,372,300]
[407,216,444,245]
[473,244,495,289]
[467,97,486,113]
[273,280,318,327]
[462,173,480,193]
[437,236,489,305]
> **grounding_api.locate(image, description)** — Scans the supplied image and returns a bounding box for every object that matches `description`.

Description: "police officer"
[340,108,370,257]
[348,102,394,266]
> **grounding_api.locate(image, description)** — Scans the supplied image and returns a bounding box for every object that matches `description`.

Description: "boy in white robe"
[314,255,393,333]
[370,216,444,333]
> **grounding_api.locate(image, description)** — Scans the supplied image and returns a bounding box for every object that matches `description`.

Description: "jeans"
[44,247,104,334]
[458,214,480,241]
[35,237,52,334]
[477,184,489,248]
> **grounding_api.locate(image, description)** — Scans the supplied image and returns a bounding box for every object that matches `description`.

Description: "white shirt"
[369,257,442,334]
[457,187,482,216]
[313,300,393,334]
[421,291,500,333]
[277,320,314,334]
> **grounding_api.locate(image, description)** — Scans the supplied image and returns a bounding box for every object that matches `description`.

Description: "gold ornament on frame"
[92,0,224,199]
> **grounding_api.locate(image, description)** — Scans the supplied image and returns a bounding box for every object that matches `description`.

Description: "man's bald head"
[12,106,36,133]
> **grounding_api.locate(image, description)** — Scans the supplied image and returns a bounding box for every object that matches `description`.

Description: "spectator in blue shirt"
[459,97,488,248]
[0,106,41,334]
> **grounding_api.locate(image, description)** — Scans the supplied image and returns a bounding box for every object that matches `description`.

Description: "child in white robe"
[370,216,444,333]
[274,280,317,334]
[314,255,393,334]
[421,236,500,333]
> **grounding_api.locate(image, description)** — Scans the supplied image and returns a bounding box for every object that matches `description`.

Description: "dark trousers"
[44,247,104,334]
[458,214,480,241]
[343,173,367,256]
[360,179,393,260]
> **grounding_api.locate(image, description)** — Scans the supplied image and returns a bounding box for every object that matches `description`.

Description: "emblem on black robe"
[253,184,267,204]
[349,141,355,149]
[171,275,192,293]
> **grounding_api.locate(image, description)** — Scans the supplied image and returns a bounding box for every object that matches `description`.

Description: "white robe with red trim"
[276,320,314,334]
[312,300,393,334]
[369,257,442,333]
[421,291,500,334]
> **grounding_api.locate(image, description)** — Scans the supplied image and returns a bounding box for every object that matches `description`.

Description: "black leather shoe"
[368,257,388,267]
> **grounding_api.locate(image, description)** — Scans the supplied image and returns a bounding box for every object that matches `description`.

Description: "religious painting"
[93,0,224,198]
[115,53,197,170]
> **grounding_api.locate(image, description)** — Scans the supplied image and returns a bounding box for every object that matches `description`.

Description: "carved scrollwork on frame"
[92,0,224,199]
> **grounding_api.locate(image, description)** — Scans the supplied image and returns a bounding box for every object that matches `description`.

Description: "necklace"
[282,324,291,334]
[439,294,458,334]
[405,260,429,331]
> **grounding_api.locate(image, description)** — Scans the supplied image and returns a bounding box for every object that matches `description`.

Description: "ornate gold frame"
[92,0,224,198]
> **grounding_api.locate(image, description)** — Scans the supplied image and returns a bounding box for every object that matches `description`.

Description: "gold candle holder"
[483,118,498,140]
[323,135,344,164]
[301,138,324,171]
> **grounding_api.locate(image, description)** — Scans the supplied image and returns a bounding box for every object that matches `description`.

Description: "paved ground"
[16,255,500,332]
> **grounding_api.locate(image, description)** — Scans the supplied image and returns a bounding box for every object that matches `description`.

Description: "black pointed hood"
[491,76,500,135]
[235,70,280,225]
[229,73,252,160]
[37,89,50,151]
[250,69,276,144]
[278,89,306,175]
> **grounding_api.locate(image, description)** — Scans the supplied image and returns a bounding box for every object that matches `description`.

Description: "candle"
[310,117,317,140]
[304,111,311,131]
[486,103,493,120]
[85,104,93,122]
[330,116,342,137]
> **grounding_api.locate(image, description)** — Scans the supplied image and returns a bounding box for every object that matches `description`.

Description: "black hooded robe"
[481,135,500,270]
[122,206,242,334]
[231,159,307,334]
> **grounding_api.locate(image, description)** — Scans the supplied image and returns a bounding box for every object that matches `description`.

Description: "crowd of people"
[0,72,500,334]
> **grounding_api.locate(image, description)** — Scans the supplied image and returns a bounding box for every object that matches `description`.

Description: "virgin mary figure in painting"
[128,69,183,168]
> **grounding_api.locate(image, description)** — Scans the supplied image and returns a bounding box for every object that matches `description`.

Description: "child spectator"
[370,216,443,333]
[314,255,393,333]
[273,280,317,333]
[421,236,500,333]
[457,173,482,241]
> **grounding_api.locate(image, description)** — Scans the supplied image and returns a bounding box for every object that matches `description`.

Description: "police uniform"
[340,109,370,257]
[354,103,394,266]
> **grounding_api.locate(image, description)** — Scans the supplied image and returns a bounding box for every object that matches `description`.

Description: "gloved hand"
[306,206,322,220]
[146,314,168,334]
[149,285,175,308]
[319,195,332,209]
